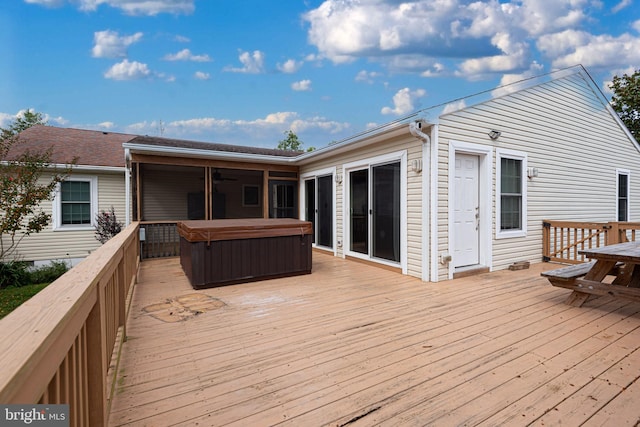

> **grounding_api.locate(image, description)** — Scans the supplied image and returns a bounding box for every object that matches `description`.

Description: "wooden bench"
[541,262,595,282]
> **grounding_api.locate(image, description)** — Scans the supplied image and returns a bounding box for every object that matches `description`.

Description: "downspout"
[125,148,131,226]
[409,121,431,282]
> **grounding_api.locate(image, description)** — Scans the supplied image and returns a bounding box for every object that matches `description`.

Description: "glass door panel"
[317,175,333,248]
[350,169,369,254]
[269,180,297,218]
[305,179,316,243]
[372,162,400,262]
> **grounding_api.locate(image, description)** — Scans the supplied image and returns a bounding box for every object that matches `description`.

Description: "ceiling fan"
[212,169,238,184]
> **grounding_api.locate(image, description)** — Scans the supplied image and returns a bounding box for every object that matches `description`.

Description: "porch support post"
[263,169,269,218]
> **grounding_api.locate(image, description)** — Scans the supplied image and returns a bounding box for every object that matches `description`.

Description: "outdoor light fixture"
[488,130,501,140]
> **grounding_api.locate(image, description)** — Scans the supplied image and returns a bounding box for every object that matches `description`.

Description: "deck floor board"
[109,253,640,426]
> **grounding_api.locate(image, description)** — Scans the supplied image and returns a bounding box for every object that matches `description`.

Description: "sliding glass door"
[348,161,401,263]
[304,174,333,249]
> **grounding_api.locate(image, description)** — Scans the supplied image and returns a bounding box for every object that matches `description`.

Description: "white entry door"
[453,153,480,267]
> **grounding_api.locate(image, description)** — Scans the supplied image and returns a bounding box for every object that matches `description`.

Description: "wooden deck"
[109,253,640,426]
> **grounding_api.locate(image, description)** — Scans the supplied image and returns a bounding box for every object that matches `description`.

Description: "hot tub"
[177,218,313,289]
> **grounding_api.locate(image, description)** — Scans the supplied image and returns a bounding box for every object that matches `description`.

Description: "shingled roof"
[9,125,135,168]
[7,126,302,169]
[127,135,302,157]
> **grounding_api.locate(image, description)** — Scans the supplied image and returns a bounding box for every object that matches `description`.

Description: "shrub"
[0,260,70,289]
[0,261,30,289]
[28,260,68,285]
[95,206,123,244]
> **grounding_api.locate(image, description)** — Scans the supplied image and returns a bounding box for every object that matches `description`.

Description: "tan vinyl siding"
[141,165,205,221]
[301,131,425,279]
[2,170,126,263]
[437,72,640,277]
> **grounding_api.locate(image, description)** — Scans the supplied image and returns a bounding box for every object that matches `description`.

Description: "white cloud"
[24,0,64,6]
[458,33,529,76]
[355,70,383,84]
[277,59,303,73]
[224,50,265,74]
[104,59,152,80]
[92,30,143,58]
[441,100,467,115]
[174,35,190,43]
[491,61,545,97]
[29,0,195,15]
[381,88,426,116]
[291,79,312,91]
[538,30,640,69]
[126,112,350,146]
[194,71,210,80]
[633,20,640,33]
[163,48,211,62]
[612,0,632,13]
[303,0,603,78]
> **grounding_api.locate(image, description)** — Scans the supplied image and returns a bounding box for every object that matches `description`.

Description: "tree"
[277,130,315,152]
[0,111,75,261]
[609,69,640,141]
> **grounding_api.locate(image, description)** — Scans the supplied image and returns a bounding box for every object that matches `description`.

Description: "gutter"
[409,120,434,283]
[122,143,298,165]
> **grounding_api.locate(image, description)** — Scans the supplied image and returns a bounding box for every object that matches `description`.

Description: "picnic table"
[542,241,640,307]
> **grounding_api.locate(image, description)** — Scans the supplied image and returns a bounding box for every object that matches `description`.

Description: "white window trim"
[496,148,527,239]
[52,175,98,231]
[616,168,631,222]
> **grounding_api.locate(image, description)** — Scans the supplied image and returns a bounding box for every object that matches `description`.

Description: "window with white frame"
[53,176,98,230]
[617,169,630,221]
[496,149,527,238]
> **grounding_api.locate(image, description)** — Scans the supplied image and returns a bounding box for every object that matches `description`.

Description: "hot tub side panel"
[180,234,312,288]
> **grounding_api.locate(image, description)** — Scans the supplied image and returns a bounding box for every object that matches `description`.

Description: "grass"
[0,283,50,319]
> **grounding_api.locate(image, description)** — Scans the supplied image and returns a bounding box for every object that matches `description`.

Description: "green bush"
[0,262,30,289]
[28,261,69,285]
[0,260,69,289]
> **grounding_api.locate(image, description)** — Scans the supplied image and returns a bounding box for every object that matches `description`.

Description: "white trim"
[616,168,631,221]
[495,148,528,239]
[125,148,131,226]
[448,141,493,279]
[429,125,439,282]
[342,150,408,274]
[52,175,98,231]
[300,166,337,255]
[421,129,430,282]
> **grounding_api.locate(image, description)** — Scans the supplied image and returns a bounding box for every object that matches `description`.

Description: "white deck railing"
[0,222,139,426]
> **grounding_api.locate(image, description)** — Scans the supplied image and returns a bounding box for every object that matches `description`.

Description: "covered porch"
[109,253,640,426]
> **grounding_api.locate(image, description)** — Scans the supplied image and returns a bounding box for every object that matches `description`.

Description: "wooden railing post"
[605,223,618,245]
[86,289,107,427]
[542,221,550,261]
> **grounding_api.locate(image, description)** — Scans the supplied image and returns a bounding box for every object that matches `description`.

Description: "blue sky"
[1,0,639,149]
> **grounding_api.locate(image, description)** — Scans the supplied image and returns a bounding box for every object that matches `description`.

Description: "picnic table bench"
[542,241,640,306]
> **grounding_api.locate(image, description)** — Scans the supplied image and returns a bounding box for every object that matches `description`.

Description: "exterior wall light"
[488,130,501,140]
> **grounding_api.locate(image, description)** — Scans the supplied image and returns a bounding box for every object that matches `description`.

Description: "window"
[617,170,630,221]
[242,185,260,207]
[61,181,91,225]
[53,176,98,230]
[496,149,527,238]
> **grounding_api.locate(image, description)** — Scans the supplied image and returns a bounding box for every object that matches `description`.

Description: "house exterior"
[6,65,640,280]
[2,126,135,266]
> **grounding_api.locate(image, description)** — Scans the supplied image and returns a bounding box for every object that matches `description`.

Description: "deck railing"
[543,220,640,264]
[0,222,139,427]
[140,221,179,259]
